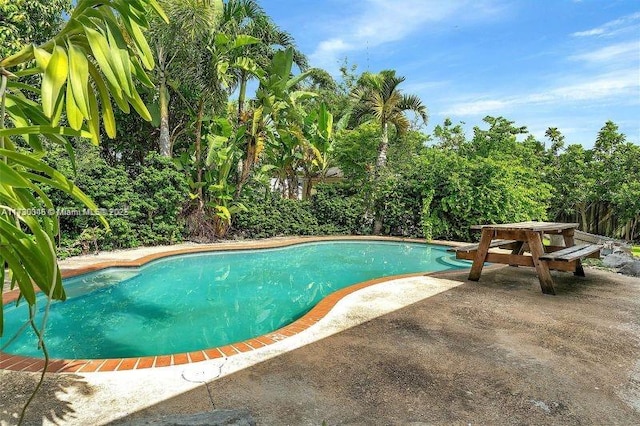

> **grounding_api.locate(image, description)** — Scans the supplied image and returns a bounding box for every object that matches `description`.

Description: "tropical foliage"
[0,0,167,332]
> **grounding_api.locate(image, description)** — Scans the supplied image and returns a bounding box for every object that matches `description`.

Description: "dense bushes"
[45,145,188,256]
[231,194,320,238]
[128,153,190,245]
[417,150,550,241]
[309,183,368,234]
[44,118,636,255]
[231,183,367,238]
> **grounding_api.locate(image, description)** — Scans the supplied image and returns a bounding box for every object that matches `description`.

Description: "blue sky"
[260,0,640,148]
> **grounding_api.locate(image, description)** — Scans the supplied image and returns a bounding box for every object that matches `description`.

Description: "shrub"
[232,194,320,238]
[128,152,189,245]
[309,183,368,234]
[44,145,188,253]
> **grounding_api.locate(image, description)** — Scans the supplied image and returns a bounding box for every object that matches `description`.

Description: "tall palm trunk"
[194,97,205,202]
[234,70,249,198]
[234,133,256,198]
[375,121,389,173]
[158,73,171,157]
[236,70,248,122]
[373,121,389,234]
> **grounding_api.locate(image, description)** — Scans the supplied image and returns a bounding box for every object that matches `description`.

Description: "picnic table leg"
[562,229,585,277]
[526,231,556,295]
[509,241,525,266]
[468,229,493,281]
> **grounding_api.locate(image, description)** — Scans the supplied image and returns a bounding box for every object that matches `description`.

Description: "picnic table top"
[470,221,580,232]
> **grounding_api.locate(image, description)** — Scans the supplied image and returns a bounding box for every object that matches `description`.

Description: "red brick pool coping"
[1,236,462,373]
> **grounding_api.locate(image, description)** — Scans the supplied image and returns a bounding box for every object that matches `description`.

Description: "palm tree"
[147,0,224,157]
[545,127,565,157]
[220,0,308,197]
[221,0,308,123]
[351,70,428,175]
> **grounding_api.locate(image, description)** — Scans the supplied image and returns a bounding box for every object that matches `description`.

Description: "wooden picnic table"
[451,221,602,295]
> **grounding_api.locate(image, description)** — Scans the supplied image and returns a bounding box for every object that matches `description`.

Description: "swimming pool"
[1,240,469,361]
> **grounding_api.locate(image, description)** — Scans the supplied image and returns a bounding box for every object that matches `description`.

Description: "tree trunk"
[372,122,389,234]
[375,122,389,173]
[236,70,248,124]
[194,98,205,202]
[578,203,588,231]
[158,74,171,157]
[234,134,255,199]
[234,72,250,199]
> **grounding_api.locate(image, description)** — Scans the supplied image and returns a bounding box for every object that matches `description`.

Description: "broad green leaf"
[0,246,35,307]
[233,35,260,49]
[33,47,52,71]
[66,82,84,130]
[0,44,33,68]
[0,220,48,303]
[68,42,91,118]
[87,88,101,145]
[233,57,264,78]
[215,206,231,221]
[0,126,92,139]
[0,162,34,188]
[290,91,317,105]
[6,80,41,95]
[214,117,233,137]
[214,33,230,46]
[206,135,229,167]
[285,69,316,91]
[88,61,130,114]
[131,57,154,88]
[50,86,66,126]
[92,69,117,138]
[12,190,59,288]
[125,14,154,69]
[217,61,229,75]
[270,48,294,80]
[83,24,123,100]
[4,97,43,150]
[126,85,152,122]
[41,45,69,118]
[104,22,132,97]
[147,0,169,23]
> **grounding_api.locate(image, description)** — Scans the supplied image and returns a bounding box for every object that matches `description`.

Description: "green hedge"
[45,146,188,256]
[309,183,368,234]
[232,195,320,238]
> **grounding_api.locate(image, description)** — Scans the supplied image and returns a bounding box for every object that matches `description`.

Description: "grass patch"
[632,246,640,258]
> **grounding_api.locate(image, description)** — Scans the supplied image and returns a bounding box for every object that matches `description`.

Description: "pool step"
[436,255,473,269]
[65,269,140,298]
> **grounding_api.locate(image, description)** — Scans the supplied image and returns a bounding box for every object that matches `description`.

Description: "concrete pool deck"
[2,238,640,425]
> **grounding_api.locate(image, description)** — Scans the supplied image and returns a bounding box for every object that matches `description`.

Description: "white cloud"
[572,12,640,37]
[570,40,640,63]
[445,99,512,116]
[552,71,638,101]
[444,69,639,116]
[309,0,505,72]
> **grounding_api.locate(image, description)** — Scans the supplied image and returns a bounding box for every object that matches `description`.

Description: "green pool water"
[1,241,469,359]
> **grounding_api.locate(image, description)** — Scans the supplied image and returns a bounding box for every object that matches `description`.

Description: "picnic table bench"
[449,222,602,295]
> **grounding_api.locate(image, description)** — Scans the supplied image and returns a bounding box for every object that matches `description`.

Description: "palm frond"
[398,93,428,124]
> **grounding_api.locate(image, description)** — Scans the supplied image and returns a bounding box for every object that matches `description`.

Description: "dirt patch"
[115,267,640,425]
[0,373,93,425]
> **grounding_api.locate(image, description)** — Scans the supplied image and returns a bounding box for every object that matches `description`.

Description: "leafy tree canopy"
[0,0,71,59]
